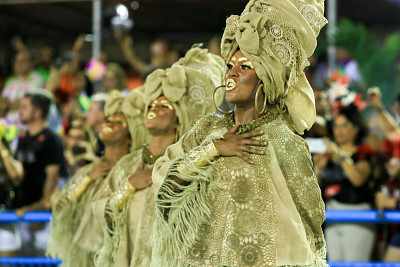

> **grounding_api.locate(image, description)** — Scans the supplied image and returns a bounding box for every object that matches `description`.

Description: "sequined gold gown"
[152,113,327,267]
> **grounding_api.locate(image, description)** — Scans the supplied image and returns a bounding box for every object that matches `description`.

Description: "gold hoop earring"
[213,85,234,115]
[255,84,267,115]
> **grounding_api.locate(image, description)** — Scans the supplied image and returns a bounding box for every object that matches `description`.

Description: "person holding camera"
[313,103,375,261]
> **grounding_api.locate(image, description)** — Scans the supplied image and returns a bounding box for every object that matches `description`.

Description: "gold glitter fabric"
[152,114,327,267]
[221,0,327,134]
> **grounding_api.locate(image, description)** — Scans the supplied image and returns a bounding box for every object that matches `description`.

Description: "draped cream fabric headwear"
[221,0,327,134]
[105,89,149,151]
[142,45,225,139]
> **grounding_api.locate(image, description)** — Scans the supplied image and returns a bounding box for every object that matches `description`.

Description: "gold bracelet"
[67,175,92,201]
[177,141,219,175]
[109,180,136,211]
[1,149,9,158]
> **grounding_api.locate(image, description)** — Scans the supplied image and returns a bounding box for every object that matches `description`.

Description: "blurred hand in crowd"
[11,36,26,52]
[313,153,329,170]
[15,207,27,218]
[367,86,383,109]
[324,138,343,162]
[72,34,85,53]
[375,192,396,210]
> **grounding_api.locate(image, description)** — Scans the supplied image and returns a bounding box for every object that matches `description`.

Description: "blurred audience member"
[304,88,332,138]
[100,63,128,95]
[375,156,400,261]
[59,71,92,129]
[369,87,400,144]
[313,103,375,261]
[34,43,57,82]
[369,87,400,261]
[115,29,172,78]
[207,35,221,56]
[12,91,65,256]
[313,47,363,91]
[64,120,96,178]
[85,93,108,156]
[45,35,85,97]
[1,50,46,129]
[335,47,363,88]
[0,137,23,257]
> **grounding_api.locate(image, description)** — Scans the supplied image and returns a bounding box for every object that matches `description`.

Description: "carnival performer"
[94,46,225,267]
[151,0,328,266]
[47,89,147,267]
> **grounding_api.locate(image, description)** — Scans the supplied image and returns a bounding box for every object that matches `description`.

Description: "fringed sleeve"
[151,115,227,267]
[47,163,96,267]
[94,151,142,267]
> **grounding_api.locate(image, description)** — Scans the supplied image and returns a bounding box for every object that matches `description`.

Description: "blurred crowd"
[0,31,399,263]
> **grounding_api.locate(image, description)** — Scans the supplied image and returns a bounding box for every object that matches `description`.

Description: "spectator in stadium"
[313,103,375,261]
[0,136,23,257]
[1,50,46,129]
[85,93,108,156]
[11,91,65,256]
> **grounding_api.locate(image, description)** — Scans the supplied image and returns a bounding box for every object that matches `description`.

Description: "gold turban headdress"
[221,0,327,134]
[142,45,225,139]
[104,89,149,151]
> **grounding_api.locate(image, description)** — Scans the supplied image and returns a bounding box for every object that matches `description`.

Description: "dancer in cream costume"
[151,0,328,266]
[47,89,147,267]
[94,46,225,267]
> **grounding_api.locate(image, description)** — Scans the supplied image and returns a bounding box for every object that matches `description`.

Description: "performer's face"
[100,113,130,145]
[225,50,260,106]
[146,96,177,135]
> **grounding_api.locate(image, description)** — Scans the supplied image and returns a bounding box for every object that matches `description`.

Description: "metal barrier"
[2,210,400,223]
[0,257,61,266]
[2,210,400,266]
[0,211,52,223]
[325,210,400,223]
[327,262,400,267]
[0,211,58,266]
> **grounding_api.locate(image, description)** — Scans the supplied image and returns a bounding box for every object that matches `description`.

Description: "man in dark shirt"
[7,90,65,256]
[13,91,64,215]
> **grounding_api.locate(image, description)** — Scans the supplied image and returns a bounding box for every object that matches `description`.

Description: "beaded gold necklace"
[142,145,163,165]
[224,112,278,134]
